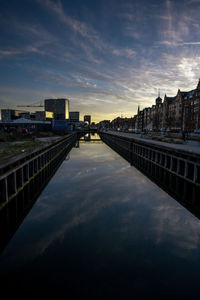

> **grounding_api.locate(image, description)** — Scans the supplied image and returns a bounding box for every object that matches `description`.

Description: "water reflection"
[1,136,200,298]
[101,134,200,221]
[0,142,74,254]
[80,132,102,142]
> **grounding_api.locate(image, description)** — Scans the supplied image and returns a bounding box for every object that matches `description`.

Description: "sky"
[1,0,200,122]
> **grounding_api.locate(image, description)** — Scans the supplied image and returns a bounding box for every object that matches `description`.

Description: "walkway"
[103,130,200,156]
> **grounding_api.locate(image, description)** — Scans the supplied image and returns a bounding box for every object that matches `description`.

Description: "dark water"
[1,135,200,299]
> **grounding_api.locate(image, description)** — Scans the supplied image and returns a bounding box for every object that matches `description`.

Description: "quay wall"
[0,137,75,253]
[0,133,77,208]
[100,131,200,187]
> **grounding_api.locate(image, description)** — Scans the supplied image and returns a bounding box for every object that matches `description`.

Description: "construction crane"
[17,100,44,107]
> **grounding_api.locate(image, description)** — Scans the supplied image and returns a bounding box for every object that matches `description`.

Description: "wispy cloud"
[158,0,200,48]
[112,48,136,57]
[0,49,22,59]
[0,17,58,60]
[186,0,200,4]
[38,0,108,51]
[183,41,200,45]
[158,40,200,47]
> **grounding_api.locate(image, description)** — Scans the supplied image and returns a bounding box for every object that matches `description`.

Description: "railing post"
[148,149,151,159]
[21,168,24,186]
[184,162,188,178]
[159,153,162,164]
[151,151,154,161]
[13,171,17,193]
[164,155,167,168]
[177,159,180,174]
[170,156,173,170]
[193,164,198,182]
[27,164,30,181]
[130,142,133,165]
[2,177,8,202]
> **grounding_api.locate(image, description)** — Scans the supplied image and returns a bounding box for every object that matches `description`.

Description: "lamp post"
[182,106,185,132]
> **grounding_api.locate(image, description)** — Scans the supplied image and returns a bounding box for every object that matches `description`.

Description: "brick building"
[135,79,200,132]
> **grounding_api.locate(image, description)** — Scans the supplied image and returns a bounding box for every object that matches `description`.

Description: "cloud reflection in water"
[1,142,200,272]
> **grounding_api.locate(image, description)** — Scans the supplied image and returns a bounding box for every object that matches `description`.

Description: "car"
[21,128,28,133]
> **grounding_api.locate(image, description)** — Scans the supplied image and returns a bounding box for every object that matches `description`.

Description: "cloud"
[158,0,200,49]
[183,41,200,45]
[157,41,200,47]
[112,48,136,57]
[157,40,180,47]
[38,0,108,51]
[0,18,59,60]
[178,57,200,80]
[186,0,200,4]
[0,49,22,59]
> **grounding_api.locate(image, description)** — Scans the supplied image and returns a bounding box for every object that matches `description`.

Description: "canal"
[1,133,200,299]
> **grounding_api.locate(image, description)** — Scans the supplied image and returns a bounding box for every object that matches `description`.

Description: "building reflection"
[84,133,91,141]
[80,133,102,142]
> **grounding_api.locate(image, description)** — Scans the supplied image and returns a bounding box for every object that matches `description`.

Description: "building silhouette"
[69,111,79,122]
[44,98,69,120]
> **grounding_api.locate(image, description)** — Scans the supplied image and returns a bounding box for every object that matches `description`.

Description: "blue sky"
[1,0,200,122]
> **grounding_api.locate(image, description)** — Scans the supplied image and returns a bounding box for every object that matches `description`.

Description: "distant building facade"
[133,79,200,132]
[69,111,80,122]
[33,111,45,121]
[32,111,53,121]
[105,79,200,133]
[84,115,91,124]
[111,116,136,130]
[98,120,111,129]
[0,118,51,132]
[1,109,29,122]
[44,98,69,120]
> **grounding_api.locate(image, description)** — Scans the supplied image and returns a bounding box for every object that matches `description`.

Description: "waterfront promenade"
[102,130,200,156]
